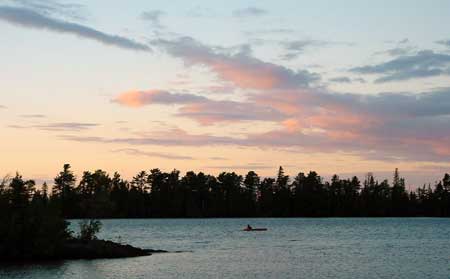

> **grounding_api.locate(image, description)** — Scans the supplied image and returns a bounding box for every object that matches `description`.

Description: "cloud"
[153,36,319,90]
[34,122,99,131]
[329,77,366,83]
[232,7,267,17]
[11,0,86,21]
[206,163,274,170]
[374,46,415,57]
[280,39,354,60]
[436,39,450,48]
[350,50,450,83]
[113,90,286,124]
[374,38,414,57]
[109,84,450,161]
[61,108,450,162]
[19,114,46,118]
[100,28,450,162]
[253,87,450,160]
[176,99,286,124]
[140,10,165,29]
[329,77,351,83]
[198,84,236,95]
[255,87,450,124]
[353,77,366,83]
[60,128,236,146]
[112,90,206,107]
[0,6,151,52]
[9,122,99,131]
[357,89,450,118]
[112,148,193,160]
[280,40,330,60]
[209,156,228,161]
[0,105,6,109]
[7,125,26,129]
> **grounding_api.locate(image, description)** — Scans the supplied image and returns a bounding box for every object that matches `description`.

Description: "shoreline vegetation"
[1,164,449,261]
[28,164,450,218]
[0,168,168,261]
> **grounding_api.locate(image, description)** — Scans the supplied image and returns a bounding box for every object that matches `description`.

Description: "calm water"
[0,218,449,279]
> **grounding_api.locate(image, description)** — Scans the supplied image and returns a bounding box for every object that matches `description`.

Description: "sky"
[1,0,450,187]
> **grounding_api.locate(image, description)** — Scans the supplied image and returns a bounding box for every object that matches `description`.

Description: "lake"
[0,218,449,278]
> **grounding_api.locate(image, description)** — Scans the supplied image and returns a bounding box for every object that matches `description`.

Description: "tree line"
[3,164,448,219]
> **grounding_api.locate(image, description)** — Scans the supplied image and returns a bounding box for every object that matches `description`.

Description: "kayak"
[243,228,267,231]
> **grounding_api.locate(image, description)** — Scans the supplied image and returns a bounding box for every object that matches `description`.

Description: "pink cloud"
[113,90,205,107]
[113,90,162,107]
[207,58,286,89]
[114,89,286,125]
[282,118,303,132]
[111,34,450,164]
[154,37,319,90]
[111,86,450,163]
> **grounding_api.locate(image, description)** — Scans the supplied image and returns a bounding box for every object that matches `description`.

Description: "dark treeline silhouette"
[0,172,71,259]
[3,164,448,220]
[2,164,448,260]
[0,167,151,260]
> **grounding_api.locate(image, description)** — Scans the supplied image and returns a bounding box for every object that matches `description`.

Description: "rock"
[59,239,167,259]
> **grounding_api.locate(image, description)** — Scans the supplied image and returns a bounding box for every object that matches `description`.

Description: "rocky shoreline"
[0,239,167,262]
[59,239,167,259]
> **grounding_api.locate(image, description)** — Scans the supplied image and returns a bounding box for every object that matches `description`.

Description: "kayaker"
[246,224,252,230]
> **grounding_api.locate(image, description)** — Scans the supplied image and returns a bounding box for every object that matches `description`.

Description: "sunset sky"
[1,0,450,187]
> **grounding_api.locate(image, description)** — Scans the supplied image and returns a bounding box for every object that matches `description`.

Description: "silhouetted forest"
[0,167,148,260]
[2,164,448,220]
[1,164,449,259]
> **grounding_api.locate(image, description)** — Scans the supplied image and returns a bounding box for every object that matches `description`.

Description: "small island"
[56,220,167,260]
[0,167,164,261]
[59,236,167,260]
[60,239,160,260]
